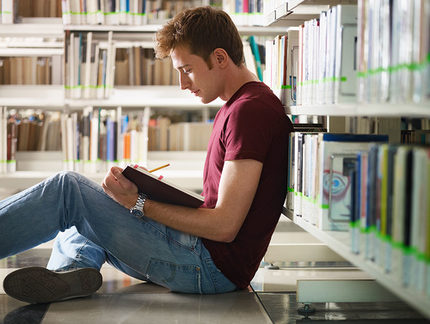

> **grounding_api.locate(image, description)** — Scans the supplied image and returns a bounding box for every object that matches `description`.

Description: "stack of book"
[0,57,61,85]
[265,30,299,107]
[115,47,178,86]
[351,143,430,297]
[65,31,179,100]
[223,0,264,26]
[0,108,64,174]
[287,131,389,231]
[58,107,213,173]
[0,0,61,24]
[61,0,147,25]
[357,0,430,104]
[288,129,430,296]
[266,4,358,107]
[298,4,358,105]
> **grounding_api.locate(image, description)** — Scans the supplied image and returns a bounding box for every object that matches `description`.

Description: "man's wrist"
[128,193,139,210]
[129,193,148,218]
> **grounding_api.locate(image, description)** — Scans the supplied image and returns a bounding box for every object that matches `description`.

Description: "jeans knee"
[55,171,81,184]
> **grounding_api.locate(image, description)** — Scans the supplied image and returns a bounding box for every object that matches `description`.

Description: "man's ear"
[213,48,228,67]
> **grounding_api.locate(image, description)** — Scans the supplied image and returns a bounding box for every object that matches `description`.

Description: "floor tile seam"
[249,285,275,324]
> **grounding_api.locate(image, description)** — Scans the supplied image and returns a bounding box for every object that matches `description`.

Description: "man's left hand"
[102,166,139,209]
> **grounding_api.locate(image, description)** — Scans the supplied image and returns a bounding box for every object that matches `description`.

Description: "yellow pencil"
[149,163,170,173]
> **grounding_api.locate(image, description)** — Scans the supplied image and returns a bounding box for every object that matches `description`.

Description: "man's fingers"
[111,167,137,192]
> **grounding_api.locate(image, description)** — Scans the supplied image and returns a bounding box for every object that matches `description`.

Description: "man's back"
[202,81,293,288]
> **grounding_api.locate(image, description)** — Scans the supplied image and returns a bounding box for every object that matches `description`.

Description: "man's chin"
[200,96,217,104]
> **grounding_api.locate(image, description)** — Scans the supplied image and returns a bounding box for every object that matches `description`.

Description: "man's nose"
[179,73,190,90]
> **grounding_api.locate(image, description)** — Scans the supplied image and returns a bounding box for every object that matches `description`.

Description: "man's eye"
[184,69,192,74]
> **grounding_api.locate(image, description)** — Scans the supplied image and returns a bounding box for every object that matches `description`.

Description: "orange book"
[123,132,131,160]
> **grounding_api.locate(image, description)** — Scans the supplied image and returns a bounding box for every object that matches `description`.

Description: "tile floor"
[1,189,429,323]
[1,244,429,323]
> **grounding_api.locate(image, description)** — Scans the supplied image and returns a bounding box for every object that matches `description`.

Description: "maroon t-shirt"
[201,81,293,289]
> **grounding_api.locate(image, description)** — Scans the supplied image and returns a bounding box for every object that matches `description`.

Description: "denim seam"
[197,266,202,294]
[205,258,220,293]
[60,238,92,271]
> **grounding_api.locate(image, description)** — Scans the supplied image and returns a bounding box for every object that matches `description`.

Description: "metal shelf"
[64,23,289,36]
[65,86,224,109]
[286,103,430,117]
[0,48,63,56]
[292,216,430,318]
[264,0,356,27]
[0,85,64,108]
[0,85,224,109]
[0,18,63,37]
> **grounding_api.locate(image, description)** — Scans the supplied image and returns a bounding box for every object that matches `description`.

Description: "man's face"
[170,46,221,104]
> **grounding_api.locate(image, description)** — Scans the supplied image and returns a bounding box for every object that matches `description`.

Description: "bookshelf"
[0,4,286,192]
[292,214,430,318]
[264,0,430,319]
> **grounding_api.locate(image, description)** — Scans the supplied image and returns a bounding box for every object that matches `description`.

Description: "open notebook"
[122,165,204,208]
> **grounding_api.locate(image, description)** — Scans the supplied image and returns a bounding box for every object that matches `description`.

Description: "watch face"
[131,208,144,218]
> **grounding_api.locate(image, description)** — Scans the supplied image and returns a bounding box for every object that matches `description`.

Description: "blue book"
[248,36,263,81]
[321,133,389,142]
[365,144,379,260]
[106,117,115,162]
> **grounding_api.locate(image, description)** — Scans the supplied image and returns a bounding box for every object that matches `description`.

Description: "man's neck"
[219,64,259,102]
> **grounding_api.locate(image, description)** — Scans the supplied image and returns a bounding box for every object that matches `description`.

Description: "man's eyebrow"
[176,64,191,70]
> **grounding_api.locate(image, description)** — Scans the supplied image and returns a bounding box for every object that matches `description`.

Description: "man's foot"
[3,267,103,304]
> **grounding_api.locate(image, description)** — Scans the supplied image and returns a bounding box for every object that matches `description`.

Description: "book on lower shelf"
[122,164,204,208]
[288,132,389,231]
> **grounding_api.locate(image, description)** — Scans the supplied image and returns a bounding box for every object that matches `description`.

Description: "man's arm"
[102,159,262,242]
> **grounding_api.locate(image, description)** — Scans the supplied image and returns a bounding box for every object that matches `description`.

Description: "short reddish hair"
[155,6,244,67]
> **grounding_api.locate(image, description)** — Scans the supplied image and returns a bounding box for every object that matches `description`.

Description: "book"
[317,133,389,231]
[334,4,357,103]
[285,30,299,107]
[410,147,428,291]
[122,165,204,208]
[248,36,263,81]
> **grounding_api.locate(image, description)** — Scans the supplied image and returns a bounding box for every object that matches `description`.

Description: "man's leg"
[3,228,106,304]
[47,227,107,271]
[1,171,236,303]
[0,172,127,303]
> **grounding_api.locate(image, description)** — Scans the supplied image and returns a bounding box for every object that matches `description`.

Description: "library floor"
[1,245,429,323]
[0,189,428,324]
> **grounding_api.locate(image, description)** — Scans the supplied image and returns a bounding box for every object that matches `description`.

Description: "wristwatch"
[130,193,148,218]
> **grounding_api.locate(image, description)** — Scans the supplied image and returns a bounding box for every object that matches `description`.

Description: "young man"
[0,6,293,303]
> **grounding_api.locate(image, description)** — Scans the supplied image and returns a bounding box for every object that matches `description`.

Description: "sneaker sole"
[3,267,103,304]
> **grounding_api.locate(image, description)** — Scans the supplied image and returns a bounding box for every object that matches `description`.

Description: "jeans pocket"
[146,258,201,294]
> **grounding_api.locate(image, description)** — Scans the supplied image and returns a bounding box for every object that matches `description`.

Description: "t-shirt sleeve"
[223,99,273,163]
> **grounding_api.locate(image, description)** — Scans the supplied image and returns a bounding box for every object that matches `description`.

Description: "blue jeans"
[0,171,237,294]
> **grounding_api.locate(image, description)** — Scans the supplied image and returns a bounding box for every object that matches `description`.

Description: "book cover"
[122,165,204,208]
[410,147,428,292]
[351,150,361,254]
[391,146,411,282]
[334,4,357,104]
[384,144,397,272]
[248,36,263,81]
[317,133,388,231]
[286,30,299,107]
[402,148,414,287]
